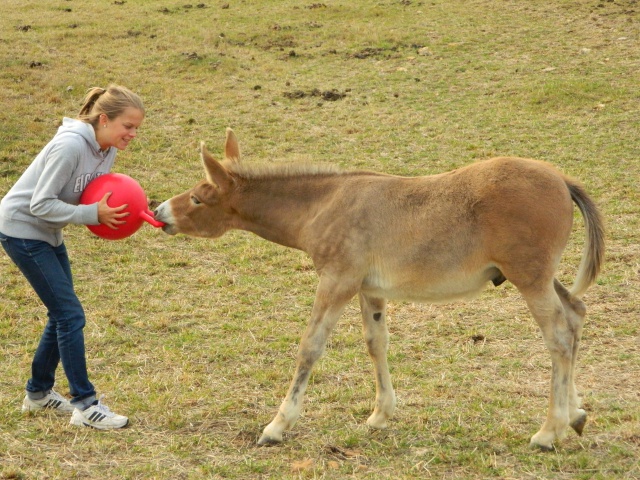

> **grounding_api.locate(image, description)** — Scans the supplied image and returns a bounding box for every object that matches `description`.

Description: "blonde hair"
[78,85,145,126]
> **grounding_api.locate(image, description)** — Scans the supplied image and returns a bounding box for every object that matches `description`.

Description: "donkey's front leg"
[359,293,396,429]
[258,280,357,445]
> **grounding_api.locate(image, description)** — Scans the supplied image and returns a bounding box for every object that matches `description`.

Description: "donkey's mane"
[225,161,346,179]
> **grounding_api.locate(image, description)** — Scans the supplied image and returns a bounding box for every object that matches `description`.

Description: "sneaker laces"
[93,395,116,417]
[48,390,67,402]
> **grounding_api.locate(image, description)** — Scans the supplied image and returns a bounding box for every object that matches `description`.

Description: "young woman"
[0,85,145,429]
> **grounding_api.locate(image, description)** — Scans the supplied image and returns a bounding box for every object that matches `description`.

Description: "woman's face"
[97,107,145,151]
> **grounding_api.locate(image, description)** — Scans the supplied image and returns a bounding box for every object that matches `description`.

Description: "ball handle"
[140,209,165,228]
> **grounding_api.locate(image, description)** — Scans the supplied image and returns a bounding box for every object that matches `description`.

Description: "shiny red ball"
[79,173,163,240]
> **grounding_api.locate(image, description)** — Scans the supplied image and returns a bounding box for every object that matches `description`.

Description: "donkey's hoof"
[257,433,282,446]
[366,414,389,430]
[530,431,555,452]
[570,410,587,436]
[529,439,555,452]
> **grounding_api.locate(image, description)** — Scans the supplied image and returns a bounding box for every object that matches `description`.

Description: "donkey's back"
[304,156,582,304]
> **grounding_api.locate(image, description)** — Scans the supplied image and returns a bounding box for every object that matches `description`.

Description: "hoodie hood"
[56,117,107,157]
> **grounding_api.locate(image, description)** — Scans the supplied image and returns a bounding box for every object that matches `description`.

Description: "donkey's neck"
[229,174,341,251]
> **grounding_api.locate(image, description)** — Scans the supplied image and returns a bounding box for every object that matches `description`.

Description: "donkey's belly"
[361,265,502,303]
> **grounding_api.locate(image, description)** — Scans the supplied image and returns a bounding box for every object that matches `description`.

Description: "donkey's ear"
[201,142,234,192]
[224,128,241,164]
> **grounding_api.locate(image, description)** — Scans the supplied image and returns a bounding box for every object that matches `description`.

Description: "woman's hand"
[97,192,129,229]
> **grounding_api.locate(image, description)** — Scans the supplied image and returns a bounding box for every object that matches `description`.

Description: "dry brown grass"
[1,0,639,478]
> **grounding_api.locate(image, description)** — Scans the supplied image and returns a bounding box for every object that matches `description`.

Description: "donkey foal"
[155,129,605,450]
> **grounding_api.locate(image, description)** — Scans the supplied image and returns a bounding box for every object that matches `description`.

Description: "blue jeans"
[0,233,96,405]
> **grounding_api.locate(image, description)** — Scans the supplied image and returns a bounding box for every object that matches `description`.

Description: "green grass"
[1,0,640,478]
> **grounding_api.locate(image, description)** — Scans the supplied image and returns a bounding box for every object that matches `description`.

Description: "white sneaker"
[70,398,128,430]
[22,389,74,414]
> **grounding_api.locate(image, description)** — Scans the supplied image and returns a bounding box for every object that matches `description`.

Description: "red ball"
[79,173,164,240]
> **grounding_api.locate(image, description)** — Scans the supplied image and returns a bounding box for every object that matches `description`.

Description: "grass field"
[1,0,639,478]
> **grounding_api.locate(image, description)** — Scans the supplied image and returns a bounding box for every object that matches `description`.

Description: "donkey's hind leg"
[359,293,396,429]
[554,279,587,436]
[521,281,578,450]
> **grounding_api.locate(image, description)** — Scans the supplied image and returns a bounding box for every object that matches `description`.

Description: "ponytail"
[78,87,107,118]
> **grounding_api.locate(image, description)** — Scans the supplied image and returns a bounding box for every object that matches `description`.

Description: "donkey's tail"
[566,179,605,297]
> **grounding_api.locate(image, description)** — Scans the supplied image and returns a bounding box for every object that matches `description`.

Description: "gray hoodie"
[0,118,117,246]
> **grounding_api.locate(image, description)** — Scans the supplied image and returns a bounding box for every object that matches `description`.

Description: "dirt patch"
[283,88,348,101]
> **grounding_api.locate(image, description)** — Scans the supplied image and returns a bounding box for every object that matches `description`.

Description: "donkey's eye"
[191,195,202,205]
